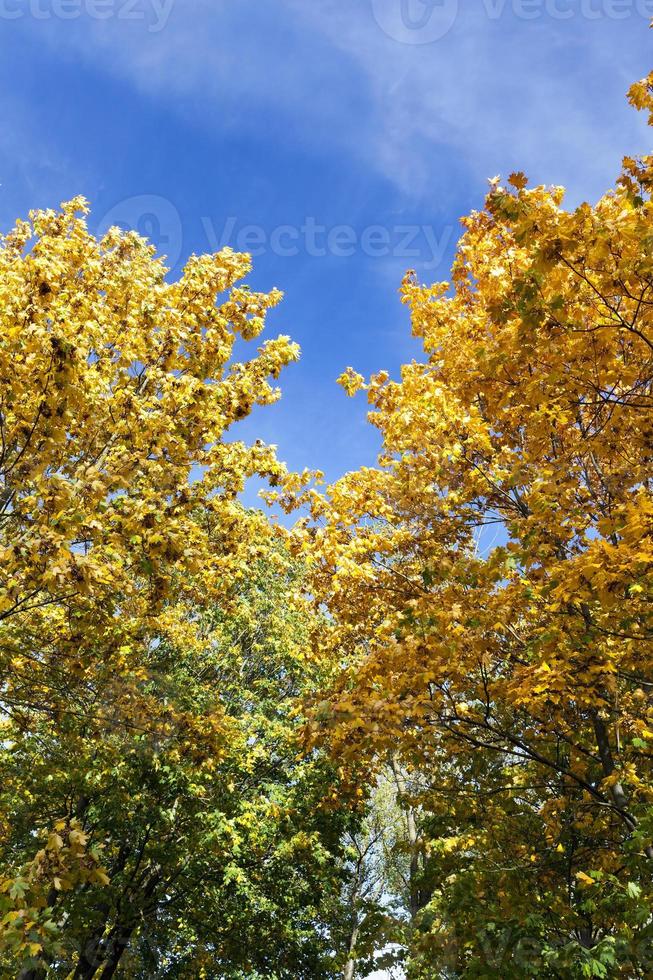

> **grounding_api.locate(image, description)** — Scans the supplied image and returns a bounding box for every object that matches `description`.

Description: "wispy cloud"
[23,0,652,204]
[288,0,652,200]
[14,0,650,205]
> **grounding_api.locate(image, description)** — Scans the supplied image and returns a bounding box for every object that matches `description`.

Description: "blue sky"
[1,0,651,492]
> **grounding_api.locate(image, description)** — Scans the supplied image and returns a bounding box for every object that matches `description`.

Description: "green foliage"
[0,524,356,977]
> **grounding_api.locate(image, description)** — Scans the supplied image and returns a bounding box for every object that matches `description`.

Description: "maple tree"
[0,202,288,700]
[3,67,653,979]
[0,194,300,739]
[0,201,359,977]
[293,72,653,977]
[1,527,357,977]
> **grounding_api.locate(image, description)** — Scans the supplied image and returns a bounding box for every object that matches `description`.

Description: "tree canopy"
[292,70,653,978]
[2,71,653,979]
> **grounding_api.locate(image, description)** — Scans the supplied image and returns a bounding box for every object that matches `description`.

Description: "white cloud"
[24,0,652,206]
[286,0,652,200]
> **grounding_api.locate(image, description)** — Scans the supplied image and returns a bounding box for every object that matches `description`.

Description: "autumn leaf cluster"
[2,71,653,980]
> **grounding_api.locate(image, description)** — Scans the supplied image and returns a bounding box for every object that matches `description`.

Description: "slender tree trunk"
[593,712,653,860]
[343,920,359,980]
[406,805,423,919]
[391,757,431,916]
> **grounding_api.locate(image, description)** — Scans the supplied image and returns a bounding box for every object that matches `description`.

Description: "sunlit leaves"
[302,74,653,976]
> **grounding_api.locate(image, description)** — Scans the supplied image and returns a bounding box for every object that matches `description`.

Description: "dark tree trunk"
[99,924,136,980]
[72,923,110,980]
[17,968,47,980]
